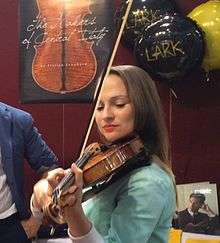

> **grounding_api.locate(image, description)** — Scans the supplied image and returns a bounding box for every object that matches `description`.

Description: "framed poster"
[20,0,121,103]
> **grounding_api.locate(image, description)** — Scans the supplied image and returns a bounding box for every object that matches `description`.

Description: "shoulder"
[0,102,33,125]
[117,161,175,208]
[124,162,174,192]
[111,161,176,224]
[178,209,188,216]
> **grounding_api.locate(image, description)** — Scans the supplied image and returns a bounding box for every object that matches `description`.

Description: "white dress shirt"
[0,147,17,219]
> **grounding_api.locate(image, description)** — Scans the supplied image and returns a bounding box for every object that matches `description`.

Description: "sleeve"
[103,177,168,243]
[68,224,104,243]
[22,112,58,173]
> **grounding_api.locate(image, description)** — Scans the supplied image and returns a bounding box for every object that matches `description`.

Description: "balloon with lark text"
[117,0,178,48]
[134,14,205,83]
[188,0,220,72]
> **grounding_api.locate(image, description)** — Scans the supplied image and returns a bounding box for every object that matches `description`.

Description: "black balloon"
[134,14,205,83]
[119,0,179,48]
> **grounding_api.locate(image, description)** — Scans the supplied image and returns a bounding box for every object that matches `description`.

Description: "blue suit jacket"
[0,102,58,219]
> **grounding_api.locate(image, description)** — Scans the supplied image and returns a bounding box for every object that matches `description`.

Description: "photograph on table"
[172,182,220,236]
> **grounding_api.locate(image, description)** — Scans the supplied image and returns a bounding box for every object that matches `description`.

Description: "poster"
[20,0,120,103]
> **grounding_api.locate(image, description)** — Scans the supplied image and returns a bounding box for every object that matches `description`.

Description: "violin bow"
[80,0,134,157]
[53,0,134,201]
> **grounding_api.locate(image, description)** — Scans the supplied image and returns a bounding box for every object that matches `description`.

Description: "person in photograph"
[177,192,219,234]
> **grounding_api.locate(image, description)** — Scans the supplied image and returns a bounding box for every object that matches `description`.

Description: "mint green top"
[83,162,176,243]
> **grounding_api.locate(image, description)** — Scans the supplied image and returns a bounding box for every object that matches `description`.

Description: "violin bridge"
[105,157,117,171]
[117,149,127,162]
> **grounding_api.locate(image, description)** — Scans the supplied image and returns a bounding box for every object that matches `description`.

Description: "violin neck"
[52,143,102,204]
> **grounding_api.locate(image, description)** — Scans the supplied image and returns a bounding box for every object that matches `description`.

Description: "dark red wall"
[0,1,219,199]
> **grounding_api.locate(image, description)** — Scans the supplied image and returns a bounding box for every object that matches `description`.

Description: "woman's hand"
[46,167,66,188]
[59,163,92,237]
[59,164,84,221]
[32,167,66,210]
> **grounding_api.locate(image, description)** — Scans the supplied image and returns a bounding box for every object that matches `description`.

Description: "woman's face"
[95,74,135,143]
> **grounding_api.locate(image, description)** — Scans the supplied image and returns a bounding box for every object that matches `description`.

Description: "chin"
[105,136,117,144]
[103,134,120,144]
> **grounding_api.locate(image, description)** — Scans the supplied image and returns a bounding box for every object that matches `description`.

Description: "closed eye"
[96,105,104,111]
[115,103,126,108]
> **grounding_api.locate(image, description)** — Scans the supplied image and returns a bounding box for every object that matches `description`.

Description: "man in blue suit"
[0,102,58,243]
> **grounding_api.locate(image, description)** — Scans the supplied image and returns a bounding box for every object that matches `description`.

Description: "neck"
[107,133,138,146]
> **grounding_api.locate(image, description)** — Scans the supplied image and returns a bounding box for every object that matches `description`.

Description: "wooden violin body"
[82,137,144,186]
[32,0,97,93]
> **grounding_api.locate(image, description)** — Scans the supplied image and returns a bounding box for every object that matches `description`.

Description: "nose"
[102,105,114,121]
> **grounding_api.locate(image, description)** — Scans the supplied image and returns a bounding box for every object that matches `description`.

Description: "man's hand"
[21,215,41,239]
[201,203,216,216]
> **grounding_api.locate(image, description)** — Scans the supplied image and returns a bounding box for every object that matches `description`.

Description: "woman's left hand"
[59,163,84,221]
[32,168,66,210]
[59,163,92,237]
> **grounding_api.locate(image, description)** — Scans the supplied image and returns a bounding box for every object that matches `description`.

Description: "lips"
[103,124,118,132]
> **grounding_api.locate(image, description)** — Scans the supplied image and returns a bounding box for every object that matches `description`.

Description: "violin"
[42,136,145,225]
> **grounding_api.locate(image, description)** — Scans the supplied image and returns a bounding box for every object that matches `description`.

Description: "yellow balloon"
[188,0,220,71]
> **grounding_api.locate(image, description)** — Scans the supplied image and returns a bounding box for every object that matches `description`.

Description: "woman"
[32,65,176,243]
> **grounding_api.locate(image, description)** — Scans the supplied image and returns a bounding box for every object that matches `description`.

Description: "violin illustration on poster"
[20,0,119,103]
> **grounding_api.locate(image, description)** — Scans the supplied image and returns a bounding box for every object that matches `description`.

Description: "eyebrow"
[109,95,130,101]
[99,95,129,104]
